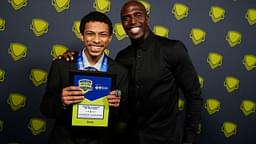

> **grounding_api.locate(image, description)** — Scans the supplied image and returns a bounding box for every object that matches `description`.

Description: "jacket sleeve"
[168,41,203,143]
[40,60,66,118]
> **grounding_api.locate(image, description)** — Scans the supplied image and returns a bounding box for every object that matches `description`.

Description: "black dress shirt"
[115,31,202,144]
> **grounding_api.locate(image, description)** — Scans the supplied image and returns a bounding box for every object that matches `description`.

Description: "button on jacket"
[115,31,202,144]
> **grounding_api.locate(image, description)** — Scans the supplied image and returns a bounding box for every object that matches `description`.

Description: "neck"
[131,29,150,45]
[84,51,102,66]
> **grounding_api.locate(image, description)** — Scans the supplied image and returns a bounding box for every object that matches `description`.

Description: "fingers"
[107,92,121,107]
[66,50,75,61]
[109,90,121,97]
[62,95,84,106]
[71,51,75,54]
[61,87,121,107]
[109,90,117,95]
[55,50,76,61]
[63,86,82,91]
[61,86,84,106]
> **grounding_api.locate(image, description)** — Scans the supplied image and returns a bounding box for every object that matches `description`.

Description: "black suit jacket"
[40,56,129,144]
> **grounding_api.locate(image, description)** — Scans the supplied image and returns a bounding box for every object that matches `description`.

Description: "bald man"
[115,1,203,144]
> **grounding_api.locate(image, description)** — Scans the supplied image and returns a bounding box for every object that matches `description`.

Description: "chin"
[91,54,101,57]
[130,36,144,41]
[129,33,143,40]
[90,52,102,57]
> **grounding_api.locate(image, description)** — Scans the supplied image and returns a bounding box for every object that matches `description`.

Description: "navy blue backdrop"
[0,0,256,144]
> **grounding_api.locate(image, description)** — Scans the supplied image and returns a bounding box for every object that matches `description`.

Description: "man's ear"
[80,33,84,41]
[108,35,113,43]
[146,15,150,25]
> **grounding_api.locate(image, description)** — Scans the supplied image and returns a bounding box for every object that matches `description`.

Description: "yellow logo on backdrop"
[209,6,225,23]
[198,75,204,88]
[190,28,206,45]
[243,54,256,71]
[113,22,127,40]
[205,98,221,115]
[240,100,255,116]
[137,0,151,14]
[8,0,27,10]
[178,98,184,111]
[29,69,48,86]
[52,0,70,12]
[172,3,189,20]
[245,8,256,26]
[224,76,239,93]
[8,43,27,61]
[30,18,49,36]
[153,25,169,38]
[0,120,4,132]
[72,20,81,39]
[7,93,26,111]
[93,0,111,13]
[207,52,223,69]
[226,31,242,48]
[0,18,6,32]
[0,69,6,82]
[28,118,46,135]
[51,44,69,59]
[221,121,237,138]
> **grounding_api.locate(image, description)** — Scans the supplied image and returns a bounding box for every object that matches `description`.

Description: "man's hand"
[61,86,84,106]
[57,50,77,61]
[107,90,121,107]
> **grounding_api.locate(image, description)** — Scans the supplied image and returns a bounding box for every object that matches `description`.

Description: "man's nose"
[130,16,137,24]
[93,35,100,43]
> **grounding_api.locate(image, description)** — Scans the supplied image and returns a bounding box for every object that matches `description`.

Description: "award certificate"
[69,70,116,127]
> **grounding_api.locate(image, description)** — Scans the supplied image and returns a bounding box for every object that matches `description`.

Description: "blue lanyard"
[76,50,108,72]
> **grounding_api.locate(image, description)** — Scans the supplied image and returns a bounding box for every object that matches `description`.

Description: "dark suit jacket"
[40,56,129,144]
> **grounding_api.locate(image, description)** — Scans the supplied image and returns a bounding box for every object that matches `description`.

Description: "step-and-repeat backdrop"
[1,0,256,143]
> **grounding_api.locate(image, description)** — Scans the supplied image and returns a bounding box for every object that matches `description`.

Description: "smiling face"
[80,21,112,61]
[121,1,150,41]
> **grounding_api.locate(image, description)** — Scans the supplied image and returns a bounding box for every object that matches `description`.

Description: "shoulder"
[108,58,127,71]
[153,35,187,54]
[115,45,135,66]
[154,35,185,50]
[108,57,128,76]
[116,44,135,58]
[153,36,190,66]
[50,58,76,70]
[52,58,75,65]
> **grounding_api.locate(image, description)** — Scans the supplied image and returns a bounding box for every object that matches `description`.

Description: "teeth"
[130,27,140,33]
[91,46,101,51]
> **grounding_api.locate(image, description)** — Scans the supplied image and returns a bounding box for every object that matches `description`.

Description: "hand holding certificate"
[61,86,84,107]
[107,90,121,107]
[69,70,116,127]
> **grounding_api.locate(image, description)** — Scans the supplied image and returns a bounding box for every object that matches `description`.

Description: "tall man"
[115,1,203,144]
[40,11,128,144]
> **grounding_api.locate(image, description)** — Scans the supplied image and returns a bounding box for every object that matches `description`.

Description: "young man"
[40,11,128,144]
[115,1,203,144]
